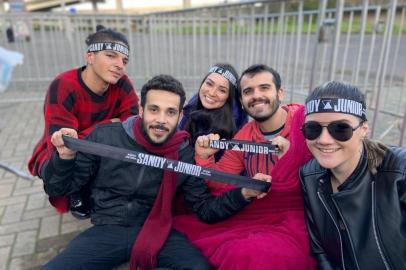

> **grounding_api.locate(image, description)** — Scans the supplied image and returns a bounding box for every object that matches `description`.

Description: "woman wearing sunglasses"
[300,81,406,270]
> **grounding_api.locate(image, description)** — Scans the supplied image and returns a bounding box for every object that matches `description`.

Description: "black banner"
[62,136,271,192]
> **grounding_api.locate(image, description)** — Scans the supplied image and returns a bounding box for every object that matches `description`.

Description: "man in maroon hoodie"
[173,64,316,270]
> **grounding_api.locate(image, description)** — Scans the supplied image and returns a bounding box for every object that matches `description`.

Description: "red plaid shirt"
[28,66,139,176]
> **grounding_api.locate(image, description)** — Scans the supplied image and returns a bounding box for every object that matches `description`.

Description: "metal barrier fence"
[0,0,405,145]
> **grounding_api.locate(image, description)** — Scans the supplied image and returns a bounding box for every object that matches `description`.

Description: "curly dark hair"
[141,75,186,110]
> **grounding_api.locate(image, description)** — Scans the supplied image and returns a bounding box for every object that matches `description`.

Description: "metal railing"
[0,0,405,145]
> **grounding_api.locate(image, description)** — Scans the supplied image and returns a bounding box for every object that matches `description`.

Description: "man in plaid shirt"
[28,25,139,218]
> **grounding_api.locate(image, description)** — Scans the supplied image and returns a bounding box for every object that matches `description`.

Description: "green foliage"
[303,0,321,10]
[160,15,405,35]
[303,0,337,10]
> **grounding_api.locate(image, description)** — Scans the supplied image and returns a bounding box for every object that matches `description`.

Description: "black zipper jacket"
[42,116,250,226]
[300,146,406,270]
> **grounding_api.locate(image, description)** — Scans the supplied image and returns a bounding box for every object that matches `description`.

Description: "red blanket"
[173,106,316,269]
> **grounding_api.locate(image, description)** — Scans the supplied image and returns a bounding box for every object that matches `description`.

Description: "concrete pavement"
[0,89,93,270]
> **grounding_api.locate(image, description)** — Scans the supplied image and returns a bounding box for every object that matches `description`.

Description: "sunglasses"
[301,121,363,142]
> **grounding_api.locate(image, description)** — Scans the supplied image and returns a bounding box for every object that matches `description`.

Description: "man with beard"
[172,64,316,270]
[41,74,270,270]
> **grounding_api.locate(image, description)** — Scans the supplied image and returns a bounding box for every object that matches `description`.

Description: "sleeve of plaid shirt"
[30,73,139,177]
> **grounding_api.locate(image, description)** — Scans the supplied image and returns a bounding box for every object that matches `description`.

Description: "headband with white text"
[305,98,367,121]
[87,42,129,57]
[208,66,237,87]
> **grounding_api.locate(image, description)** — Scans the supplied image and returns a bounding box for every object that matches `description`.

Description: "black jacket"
[43,117,250,226]
[300,147,406,270]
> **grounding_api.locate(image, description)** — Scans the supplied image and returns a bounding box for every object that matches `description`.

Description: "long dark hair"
[185,63,239,142]
[306,81,387,173]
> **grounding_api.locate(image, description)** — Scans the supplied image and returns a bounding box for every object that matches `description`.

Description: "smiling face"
[140,89,182,145]
[198,73,230,110]
[240,71,283,122]
[86,44,129,85]
[304,112,368,175]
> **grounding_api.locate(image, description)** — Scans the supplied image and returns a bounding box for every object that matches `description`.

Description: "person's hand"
[241,173,271,200]
[271,136,290,158]
[110,118,121,123]
[195,133,221,160]
[51,128,78,160]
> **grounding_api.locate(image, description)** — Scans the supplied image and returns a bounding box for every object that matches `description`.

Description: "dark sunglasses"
[301,121,363,142]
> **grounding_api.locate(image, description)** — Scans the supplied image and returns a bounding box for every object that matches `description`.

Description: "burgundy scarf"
[129,117,190,270]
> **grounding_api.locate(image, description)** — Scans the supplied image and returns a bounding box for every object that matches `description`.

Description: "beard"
[141,121,176,145]
[244,96,281,123]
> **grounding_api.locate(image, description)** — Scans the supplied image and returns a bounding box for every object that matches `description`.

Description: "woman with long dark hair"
[179,63,247,144]
[300,81,406,270]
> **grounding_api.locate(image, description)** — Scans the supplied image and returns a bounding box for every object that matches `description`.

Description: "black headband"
[305,98,367,121]
[209,139,279,154]
[87,42,129,57]
[208,66,237,87]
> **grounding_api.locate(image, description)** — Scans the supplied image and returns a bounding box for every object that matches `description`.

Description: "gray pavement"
[0,90,93,270]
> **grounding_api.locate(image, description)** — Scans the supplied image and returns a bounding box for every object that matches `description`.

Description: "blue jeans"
[42,224,212,270]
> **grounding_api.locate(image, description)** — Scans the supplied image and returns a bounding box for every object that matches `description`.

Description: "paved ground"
[0,89,95,270]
